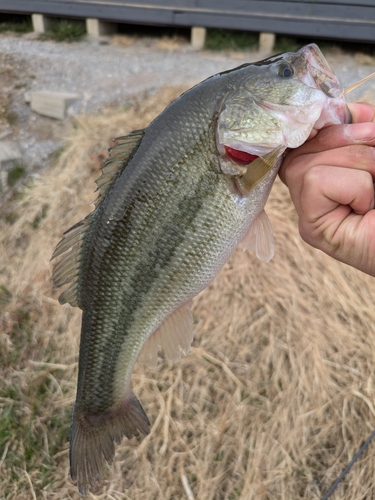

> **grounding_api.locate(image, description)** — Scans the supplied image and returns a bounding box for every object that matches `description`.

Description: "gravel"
[0,32,374,175]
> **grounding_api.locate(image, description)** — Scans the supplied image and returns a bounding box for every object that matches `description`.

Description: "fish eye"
[278,63,293,78]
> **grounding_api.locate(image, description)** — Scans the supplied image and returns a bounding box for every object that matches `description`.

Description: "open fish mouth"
[296,44,343,98]
[292,43,351,126]
[216,42,351,162]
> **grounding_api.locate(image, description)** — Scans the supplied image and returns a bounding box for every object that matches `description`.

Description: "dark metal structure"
[1,0,374,42]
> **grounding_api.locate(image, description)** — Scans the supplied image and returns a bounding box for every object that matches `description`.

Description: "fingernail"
[345,123,375,141]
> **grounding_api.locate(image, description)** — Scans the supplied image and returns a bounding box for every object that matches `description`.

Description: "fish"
[52,43,350,494]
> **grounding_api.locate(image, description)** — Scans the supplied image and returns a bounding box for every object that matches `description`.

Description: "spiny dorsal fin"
[51,129,145,307]
[94,129,145,207]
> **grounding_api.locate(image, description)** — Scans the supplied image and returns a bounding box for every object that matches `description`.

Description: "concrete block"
[86,18,117,37]
[30,91,79,120]
[32,13,54,33]
[0,170,8,191]
[0,142,22,170]
[0,128,12,140]
[191,26,206,50]
[259,32,275,54]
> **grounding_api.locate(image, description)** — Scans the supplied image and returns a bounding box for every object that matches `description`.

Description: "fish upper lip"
[299,44,344,98]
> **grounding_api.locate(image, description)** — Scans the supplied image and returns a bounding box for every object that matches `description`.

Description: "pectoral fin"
[237,147,282,195]
[241,210,274,262]
[137,301,194,368]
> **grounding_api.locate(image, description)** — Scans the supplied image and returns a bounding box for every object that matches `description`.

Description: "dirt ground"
[1,30,375,500]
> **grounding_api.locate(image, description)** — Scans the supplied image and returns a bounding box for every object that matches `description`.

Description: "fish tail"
[70,392,150,494]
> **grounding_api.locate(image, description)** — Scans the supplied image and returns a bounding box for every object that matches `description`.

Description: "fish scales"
[52,44,350,494]
[78,137,252,410]
[75,72,258,408]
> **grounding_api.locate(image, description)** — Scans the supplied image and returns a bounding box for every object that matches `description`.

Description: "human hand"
[279,102,375,276]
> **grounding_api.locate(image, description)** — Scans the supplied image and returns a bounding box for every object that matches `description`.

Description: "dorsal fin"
[51,212,93,306]
[94,129,145,207]
[51,129,145,307]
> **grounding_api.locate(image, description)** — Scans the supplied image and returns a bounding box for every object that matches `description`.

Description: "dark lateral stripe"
[79,162,219,412]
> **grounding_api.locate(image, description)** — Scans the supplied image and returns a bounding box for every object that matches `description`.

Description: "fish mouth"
[294,43,351,125]
[296,44,343,98]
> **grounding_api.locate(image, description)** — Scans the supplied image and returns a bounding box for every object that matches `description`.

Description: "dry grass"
[1,86,375,500]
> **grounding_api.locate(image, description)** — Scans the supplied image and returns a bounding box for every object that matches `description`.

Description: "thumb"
[348,102,375,124]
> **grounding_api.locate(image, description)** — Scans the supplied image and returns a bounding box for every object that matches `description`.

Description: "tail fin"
[70,392,150,495]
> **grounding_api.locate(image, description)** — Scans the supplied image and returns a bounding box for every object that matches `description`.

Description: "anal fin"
[137,301,194,368]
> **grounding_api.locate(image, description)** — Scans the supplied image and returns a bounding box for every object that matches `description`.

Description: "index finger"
[280,120,375,179]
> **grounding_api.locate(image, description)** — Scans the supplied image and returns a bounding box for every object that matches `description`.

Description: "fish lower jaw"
[314,99,351,129]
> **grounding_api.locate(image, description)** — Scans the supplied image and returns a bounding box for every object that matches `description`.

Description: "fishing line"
[344,71,375,95]
[321,427,375,499]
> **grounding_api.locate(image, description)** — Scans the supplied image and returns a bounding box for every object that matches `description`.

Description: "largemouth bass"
[52,44,349,494]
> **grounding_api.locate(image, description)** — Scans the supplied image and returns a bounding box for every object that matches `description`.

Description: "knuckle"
[283,153,310,180]
[303,165,325,189]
